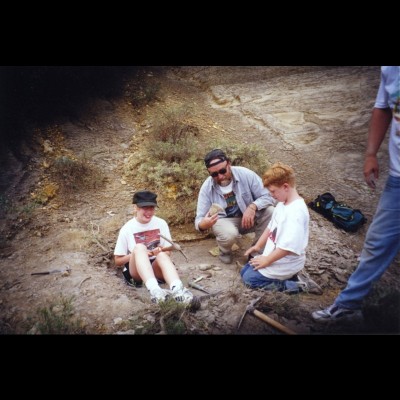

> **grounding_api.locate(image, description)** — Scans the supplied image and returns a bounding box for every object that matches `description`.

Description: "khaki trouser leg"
[212,217,241,254]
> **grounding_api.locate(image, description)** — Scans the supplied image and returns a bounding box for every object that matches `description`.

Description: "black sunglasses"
[209,167,227,178]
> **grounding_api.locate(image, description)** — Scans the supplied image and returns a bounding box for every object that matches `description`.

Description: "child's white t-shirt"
[114,216,171,261]
[259,198,309,280]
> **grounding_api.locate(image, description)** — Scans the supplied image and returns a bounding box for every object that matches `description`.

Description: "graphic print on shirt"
[223,191,242,217]
[134,229,160,251]
[268,227,277,250]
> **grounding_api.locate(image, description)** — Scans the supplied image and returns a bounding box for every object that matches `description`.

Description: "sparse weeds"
[53,155,105,195]
[30,182,58,205]
[226,275,245,304]
[0,195,31,215]
[136,299,189,334]
[257,291,303,318]
[29,296,86,334]
[158,300,188,334]
[128,81,160,108]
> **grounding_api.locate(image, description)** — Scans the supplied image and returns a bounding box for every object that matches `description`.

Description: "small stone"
[199,264,213,271]
[209,247,220,257]
[208,203,224,216]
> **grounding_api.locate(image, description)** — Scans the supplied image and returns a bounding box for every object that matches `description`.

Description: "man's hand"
[200,213,219,231]
[241,207,256,230]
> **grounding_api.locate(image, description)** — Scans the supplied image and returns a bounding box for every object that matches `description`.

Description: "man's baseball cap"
[132,190,158,207]
[204,149,228,168]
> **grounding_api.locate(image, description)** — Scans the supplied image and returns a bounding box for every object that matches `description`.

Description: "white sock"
[145,277,159,291]
[170,279,183,292]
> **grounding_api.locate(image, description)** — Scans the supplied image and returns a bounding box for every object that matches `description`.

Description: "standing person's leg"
[335,176,400,309]
[313,176,400,321]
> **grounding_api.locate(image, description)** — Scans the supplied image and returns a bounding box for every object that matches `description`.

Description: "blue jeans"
[240,263,300,292]
[335,175,400,310]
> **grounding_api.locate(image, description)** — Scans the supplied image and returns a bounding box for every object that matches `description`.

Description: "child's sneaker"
[149,287,170,304]
[296,270,323,295]
[171,284,193,304]
[122,266,142,288]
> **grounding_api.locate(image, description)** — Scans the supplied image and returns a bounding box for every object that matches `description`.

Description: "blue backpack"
[308,192,367,232]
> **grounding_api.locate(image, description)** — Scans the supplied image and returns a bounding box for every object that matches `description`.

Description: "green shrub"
[31,296,86,334]
[53,155,104,193]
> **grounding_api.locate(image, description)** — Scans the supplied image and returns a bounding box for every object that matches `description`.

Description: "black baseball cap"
[204,149,228,168]
[132,190,158,207]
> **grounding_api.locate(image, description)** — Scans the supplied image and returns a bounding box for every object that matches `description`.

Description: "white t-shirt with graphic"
[259,198,309,280]
[114,216,172,261]
[374,66,400,177]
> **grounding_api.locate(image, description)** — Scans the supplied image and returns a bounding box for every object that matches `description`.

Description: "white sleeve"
[114,228,129,256]
[159,219,172,247]
[374,67,388,109]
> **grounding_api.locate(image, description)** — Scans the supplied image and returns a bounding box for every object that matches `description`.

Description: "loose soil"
[1,66,399,335]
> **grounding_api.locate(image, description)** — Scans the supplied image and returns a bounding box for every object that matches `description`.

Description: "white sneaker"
[149,287,170,304]
[171,284,193,304]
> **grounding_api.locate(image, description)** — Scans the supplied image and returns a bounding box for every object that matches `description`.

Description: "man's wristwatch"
[248,203,257,211]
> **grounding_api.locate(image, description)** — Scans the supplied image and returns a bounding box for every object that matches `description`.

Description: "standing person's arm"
[364,107,392,189]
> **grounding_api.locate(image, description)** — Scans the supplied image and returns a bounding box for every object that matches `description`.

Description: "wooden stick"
[78,276,91,288]
[252,309,297,335]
